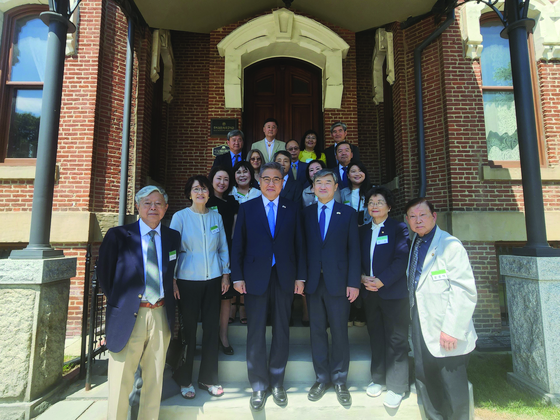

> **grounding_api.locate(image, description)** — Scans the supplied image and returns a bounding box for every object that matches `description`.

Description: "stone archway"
[217,8,350,109]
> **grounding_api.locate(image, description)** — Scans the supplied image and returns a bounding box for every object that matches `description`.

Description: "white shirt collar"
[318,198,335,211]
[371,218,387,231]
[262,194,280,208]
[138,218,162,236]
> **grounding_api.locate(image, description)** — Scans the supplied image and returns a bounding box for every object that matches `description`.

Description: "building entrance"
[243,58,323,150]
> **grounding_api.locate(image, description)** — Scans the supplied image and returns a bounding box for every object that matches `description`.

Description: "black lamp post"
[10,0,77,259]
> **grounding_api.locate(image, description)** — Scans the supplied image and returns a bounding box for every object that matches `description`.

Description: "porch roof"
[133,0,436,33]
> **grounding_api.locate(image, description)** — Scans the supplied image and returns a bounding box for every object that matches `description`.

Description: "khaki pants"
[107,306,171,420]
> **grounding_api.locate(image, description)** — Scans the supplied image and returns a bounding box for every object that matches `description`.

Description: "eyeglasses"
[367,200,387,207]
[250,157,262,161]
[287,147,300,151]
[141,201,165,208]
[192,187,209,194]
[261,176,283,185]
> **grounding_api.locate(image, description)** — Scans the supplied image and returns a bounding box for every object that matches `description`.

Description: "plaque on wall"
[211,119,238,137]
[213,144,230,157]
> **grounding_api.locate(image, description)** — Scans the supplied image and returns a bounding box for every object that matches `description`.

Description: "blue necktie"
[268,202,276,266]
[319,204,327,241]
[342,167,347,185]
[232,154,240,166]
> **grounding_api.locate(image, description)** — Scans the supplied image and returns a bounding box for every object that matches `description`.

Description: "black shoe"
[270,386,288,406]
[334,384,352,407]
[219,338,234,355]
[308,382,329,402]
[250,390,268,411]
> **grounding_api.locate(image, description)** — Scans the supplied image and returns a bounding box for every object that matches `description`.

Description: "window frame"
[0,4,48,165]
[479,13,546,168]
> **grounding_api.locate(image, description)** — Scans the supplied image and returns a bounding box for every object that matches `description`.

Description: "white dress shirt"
[317,199,335,238]
[138,218,164,300]
[266,139,276,161]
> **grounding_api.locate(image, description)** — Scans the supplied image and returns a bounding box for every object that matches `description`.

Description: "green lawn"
[468,352,560,420]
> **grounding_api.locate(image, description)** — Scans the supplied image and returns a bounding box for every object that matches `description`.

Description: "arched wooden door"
[243,58,323,151]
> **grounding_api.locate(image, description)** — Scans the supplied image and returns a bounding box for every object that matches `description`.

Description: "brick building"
[1,0,559,337]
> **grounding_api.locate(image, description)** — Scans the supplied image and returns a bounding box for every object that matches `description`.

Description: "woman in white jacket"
[170,175,230,399]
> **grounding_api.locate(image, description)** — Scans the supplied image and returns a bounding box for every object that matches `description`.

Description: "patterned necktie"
[292,163,297,179]
[267,202,276,266]
[408,235,423,307]
[319,204,327,241]
[145,230,160,305]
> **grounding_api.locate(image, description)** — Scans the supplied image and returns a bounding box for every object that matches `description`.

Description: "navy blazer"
[287,160,308,188]
[212,151,244,170]
[324,143,361,168]
[280,178,303,203]
[359,217,410,300]
[97,221,181,353]
[302,201,361,296]
[231,196,306,295]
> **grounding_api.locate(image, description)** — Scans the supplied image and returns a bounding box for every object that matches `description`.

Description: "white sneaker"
[366,382,384,397]
[383,390,405,408]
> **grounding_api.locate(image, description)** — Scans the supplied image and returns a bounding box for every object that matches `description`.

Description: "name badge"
[376,235,388,245]
[169,250,177,261]
[431,269,447,281]
[210,225,220,234]
[343,200,350,204]
[209,206,218,212]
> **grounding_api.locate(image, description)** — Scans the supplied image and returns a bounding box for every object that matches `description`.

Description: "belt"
[139,299,165,309]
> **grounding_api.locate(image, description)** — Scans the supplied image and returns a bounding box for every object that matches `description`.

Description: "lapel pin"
[336,212,341,215]
[432,253,435,256]
[282,205,286,208]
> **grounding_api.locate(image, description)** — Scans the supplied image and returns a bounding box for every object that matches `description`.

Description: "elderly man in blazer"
[232,162,306,411]
[251,118,286,163]
[274,150,304,203]
[302,168,360,407]
[405,198,477,420]
[98,186,181,420]
[212,129,245,169]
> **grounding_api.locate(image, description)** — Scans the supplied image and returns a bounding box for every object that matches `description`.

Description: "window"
[0,5,48,162]
[480,17,545,166]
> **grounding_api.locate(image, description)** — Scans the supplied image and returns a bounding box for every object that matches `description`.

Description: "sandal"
[198,382,224,397]
[180,385,196,399]
[228,317,234,324]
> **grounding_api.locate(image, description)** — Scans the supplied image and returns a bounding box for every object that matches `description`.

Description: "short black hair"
[232,161,255,187]
[305,159,326,184]
[208,166,233,195]
[184,175,213,199]
[273,150,291,161]
[335,141,351,153]
[365,186,395,210]
[404,197,435,215]
[263,117,278,127]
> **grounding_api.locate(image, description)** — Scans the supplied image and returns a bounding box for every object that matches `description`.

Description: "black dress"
[206,195,239,299]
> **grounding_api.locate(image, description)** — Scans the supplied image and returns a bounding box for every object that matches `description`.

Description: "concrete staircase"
[36,322,425,419]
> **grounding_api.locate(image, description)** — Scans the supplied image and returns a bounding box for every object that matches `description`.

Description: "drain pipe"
[413,10,454,197]
[118,18,135,226]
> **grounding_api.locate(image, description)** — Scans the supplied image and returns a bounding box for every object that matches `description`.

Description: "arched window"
[480,16,545,166]
[0,5,48,162]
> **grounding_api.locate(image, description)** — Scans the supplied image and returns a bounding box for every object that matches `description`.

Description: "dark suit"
[98,221,181,353]
[287,160,308,188]
[359,218,410,393]
[324,143,361,168]
[302,201,360,385]
[231,196,306,391]
[280,177,304,203]
[212,151,243,170]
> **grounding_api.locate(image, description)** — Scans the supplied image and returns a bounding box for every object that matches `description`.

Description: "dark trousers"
[307,276,350,385]
[362,291,410,394]
[174,277,221,386]
[244,267,293,391]
[411,305,470,420]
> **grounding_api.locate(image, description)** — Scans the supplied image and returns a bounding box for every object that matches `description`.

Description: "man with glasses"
[302,169,360,407]
[212,129,245,169]
[232,162,306,411]
[285,139,308,187]
[98,186,181,419]
[405,198,477,420]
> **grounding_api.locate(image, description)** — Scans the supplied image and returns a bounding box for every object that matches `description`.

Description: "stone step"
[198,323,371,346]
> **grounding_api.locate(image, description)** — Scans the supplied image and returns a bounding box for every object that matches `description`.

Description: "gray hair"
[330,121,347,133]
[312,168,338,184]
[135,185,169,205]
[227,129,245,141]
[260,161,284,177]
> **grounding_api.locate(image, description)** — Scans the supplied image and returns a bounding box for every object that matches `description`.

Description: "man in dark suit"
[98,185,181,420]
[274,150,303,203]
[232,162,306,411]
[334,141,353,189]
[324,121,361,168]
[212,129,245,169]
[285,139,308,188]
[302,169,361,407]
